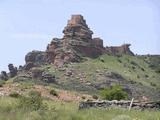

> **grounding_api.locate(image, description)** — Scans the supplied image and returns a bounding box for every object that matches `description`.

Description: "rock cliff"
[26,14,134,68]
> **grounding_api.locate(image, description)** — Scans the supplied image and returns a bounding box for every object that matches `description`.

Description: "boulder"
[23,62,35,71]
[18,65,23,72]
[31,67,44,80]
[65,69,73,76]
[8,64,17,78]
[42,72,55,83]
[25,51,47,65]
[0,71,8,80]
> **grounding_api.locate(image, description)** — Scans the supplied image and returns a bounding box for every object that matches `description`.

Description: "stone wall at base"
[79,100,160,110]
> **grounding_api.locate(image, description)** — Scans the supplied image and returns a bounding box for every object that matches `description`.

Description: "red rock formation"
[26,14,134,68]
[46,15,106,67]
[63,15,93,41]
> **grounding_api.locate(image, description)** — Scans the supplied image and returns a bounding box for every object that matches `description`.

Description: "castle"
[25,15,134,68]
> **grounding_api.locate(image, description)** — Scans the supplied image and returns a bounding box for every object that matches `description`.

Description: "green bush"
[50,89,58,97]
[9,92,21,98]
[99,57,105,62]
[92,95,98,100]
[150,82,156,87]
[0,81,5,87]
[155,68,160,73]
[18,91,47,111]
[117,59,122,63]
[100,85,128,101]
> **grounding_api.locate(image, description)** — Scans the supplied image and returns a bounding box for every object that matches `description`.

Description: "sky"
[0,0,160,71]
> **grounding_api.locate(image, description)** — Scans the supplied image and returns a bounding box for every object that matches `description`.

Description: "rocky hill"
[25,14,134,69]
[0,15,160,101]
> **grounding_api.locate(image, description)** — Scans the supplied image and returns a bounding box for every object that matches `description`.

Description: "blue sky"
[0,0,160,71]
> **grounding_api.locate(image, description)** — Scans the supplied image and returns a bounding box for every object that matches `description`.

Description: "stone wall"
[79,100,160,110]
[91,38,103,48]
[106,44,134,55]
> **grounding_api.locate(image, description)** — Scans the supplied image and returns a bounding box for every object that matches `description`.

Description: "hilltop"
[0,15,160,101]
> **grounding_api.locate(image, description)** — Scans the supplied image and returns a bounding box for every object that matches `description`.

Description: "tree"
[100,85,128,100]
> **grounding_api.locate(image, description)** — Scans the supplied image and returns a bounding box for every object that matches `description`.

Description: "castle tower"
[63,15,93,44]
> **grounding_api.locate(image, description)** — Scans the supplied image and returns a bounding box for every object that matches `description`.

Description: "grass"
[4,54,159,102]
[0,96,159,120]
[23,54,159,100]
[80,55,159,86]
[52,54,158,88]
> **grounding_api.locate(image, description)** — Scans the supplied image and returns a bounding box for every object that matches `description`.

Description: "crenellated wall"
[106,44,134,55]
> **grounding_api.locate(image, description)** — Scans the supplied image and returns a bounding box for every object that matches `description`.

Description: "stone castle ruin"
[45,15,134,67]
[25,15,134,68]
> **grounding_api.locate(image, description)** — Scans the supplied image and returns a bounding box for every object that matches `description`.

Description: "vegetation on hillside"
[100,85,128,100]
[0,54,160,119]
[36,54,160,100]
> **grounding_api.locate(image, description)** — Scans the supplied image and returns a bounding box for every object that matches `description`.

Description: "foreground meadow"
[0,97,159,120]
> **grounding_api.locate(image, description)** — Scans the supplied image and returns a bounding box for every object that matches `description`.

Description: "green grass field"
[0,97,159,120]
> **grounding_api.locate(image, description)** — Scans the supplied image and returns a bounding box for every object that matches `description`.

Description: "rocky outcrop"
[31,67,44,80]
[63,15,93,41]
[25,51,47,65]
[23,51,48,70]
[23,62,35,71]
[42,72,55,83]
[8,64,17,78]
[46,15,105,67]
[0,71,8,80]
[31,67,55,83]
[24,14,134,68]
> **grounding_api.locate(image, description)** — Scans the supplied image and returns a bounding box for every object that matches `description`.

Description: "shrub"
[155,68,160,73]
[0,81,5,87]
[50,89,58,97]
[130,80,137,84]
[92,95,98,100]
[141,67,145,71]
[99,57,104,62]
[132,66,136,70]
[100,85,128,101]
[150,82,156,87]
[145,74,149,78]
[9,92,21,98]
[130,61,138,66]
[81,96,86,100]
[18,91,47,111]
[116,54,122,58]
[117,59,122,63]
[137,75,140,79]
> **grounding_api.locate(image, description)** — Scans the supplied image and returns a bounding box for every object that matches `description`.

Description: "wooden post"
[129,98,134,111]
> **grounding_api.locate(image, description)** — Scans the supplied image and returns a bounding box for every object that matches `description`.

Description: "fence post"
[129,98,134,111]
